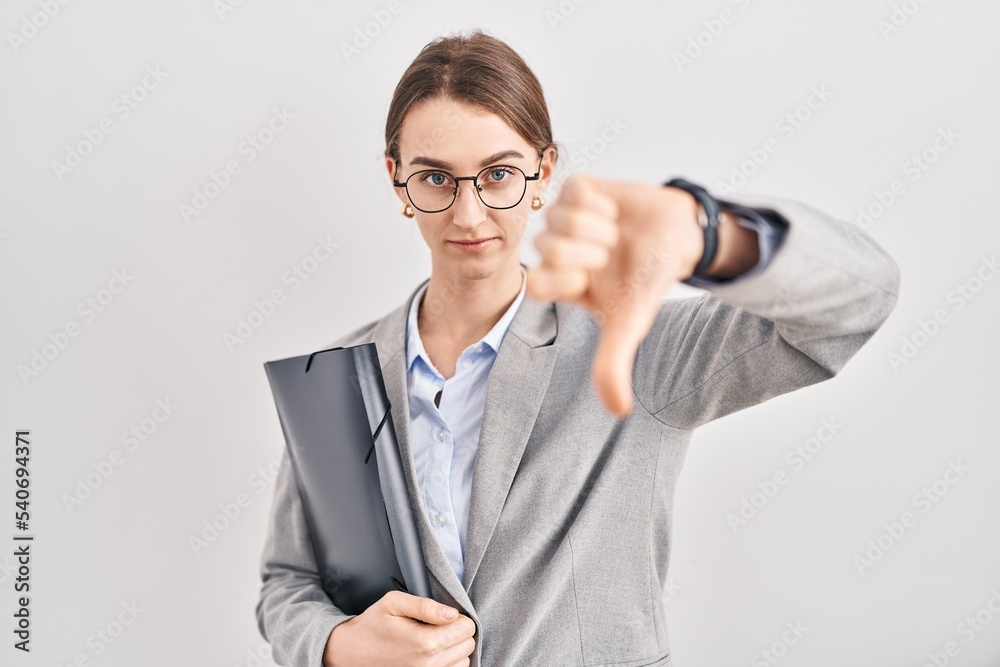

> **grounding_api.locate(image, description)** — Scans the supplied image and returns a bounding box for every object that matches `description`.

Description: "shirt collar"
[406,265,528,374]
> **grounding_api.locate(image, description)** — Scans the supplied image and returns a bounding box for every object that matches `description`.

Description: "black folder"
[264,343,430,615]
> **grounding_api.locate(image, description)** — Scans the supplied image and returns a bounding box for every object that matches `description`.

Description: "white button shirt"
[405,265,527,584]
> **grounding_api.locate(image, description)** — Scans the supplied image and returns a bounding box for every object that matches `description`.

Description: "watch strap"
[664,177,721,279]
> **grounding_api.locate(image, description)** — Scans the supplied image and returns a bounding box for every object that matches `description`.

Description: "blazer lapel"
[461,293,560,591]
[370,279,477,612]
[370,275,561,605]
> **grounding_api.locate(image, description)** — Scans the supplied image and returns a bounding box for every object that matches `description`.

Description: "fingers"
[526,265,589,302]
[534,232,610,270]
[528,229,609,302]
[542,177,619,253]
[558,174,619,221]
[545,194,620,248]
[413,614,475,662]
[438,637,475,666]
[591,327,637,418]
[384,591,459,625]
[590,303,659,418]
[528,175,620,304]
[529,173,670,418]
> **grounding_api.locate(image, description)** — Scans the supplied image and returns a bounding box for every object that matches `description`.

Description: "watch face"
[696,203,710,228]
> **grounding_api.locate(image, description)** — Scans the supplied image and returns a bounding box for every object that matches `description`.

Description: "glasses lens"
[406,171,457,212]
[477,166,527,209]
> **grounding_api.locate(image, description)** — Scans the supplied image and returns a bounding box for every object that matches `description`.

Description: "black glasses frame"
[393,154,543,213]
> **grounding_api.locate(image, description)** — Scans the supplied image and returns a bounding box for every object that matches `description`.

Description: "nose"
[450,179,487,229]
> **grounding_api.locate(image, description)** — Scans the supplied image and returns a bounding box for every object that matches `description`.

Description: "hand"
[526,175,705,418]
[323,591,475,667]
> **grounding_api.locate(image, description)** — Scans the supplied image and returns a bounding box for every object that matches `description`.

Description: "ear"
[533,145,558,198]
[386,157,409,205]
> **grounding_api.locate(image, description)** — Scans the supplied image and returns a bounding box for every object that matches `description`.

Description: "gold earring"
[401,203,415,218]
[531,196,545,210]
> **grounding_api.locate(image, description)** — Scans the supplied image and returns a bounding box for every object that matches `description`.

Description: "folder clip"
[304,346,392,466]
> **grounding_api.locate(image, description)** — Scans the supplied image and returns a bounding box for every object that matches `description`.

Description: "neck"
[418,258,524,344]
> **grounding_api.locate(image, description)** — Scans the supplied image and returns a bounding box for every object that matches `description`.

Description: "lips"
[449,237,497,252]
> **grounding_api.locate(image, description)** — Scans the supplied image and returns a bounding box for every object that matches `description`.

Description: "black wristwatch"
[663,178,721,279]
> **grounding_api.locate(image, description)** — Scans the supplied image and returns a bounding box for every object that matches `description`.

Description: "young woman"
[257,31,900,667]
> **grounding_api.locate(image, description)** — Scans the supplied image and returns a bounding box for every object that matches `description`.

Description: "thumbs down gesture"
[526,175,758,418]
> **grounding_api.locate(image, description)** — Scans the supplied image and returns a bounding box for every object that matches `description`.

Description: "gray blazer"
[256,193,900,667]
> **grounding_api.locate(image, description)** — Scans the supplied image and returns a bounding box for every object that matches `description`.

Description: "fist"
[526,175,704,418]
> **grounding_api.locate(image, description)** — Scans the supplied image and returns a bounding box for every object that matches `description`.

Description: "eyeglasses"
[393,154,542,213]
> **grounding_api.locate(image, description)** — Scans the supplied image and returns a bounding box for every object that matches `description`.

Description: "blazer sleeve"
[630,192,901,430]
[256,448,356,666]
[683,203,790,290]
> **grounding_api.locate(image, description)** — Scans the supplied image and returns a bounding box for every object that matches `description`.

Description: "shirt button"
[435,513,447,525]
[476,344,484,353]
[462,359,471,368]
[437,429,447,440]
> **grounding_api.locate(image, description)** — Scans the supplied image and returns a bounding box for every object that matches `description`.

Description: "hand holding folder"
[264,343,430,616]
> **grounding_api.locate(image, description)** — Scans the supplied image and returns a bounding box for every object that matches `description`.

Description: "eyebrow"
[409,150,526,170]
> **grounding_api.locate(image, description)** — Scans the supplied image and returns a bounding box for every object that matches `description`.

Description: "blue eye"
[488,168,510,182]
[422,172,451,188]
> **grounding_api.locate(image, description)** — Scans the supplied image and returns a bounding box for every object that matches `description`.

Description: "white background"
[2,1,999,665]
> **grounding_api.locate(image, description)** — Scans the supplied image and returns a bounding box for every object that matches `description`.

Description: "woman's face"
[387,96,555,281]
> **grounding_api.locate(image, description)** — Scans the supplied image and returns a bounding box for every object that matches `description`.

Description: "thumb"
[591,308,652,418]
[385,592,460,625]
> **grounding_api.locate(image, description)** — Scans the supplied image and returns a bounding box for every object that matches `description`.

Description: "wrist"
[323,618,354,667]
[704,210,760,279]
[657,186,704,278]
[662,177,760,281]
[663,178,719,280]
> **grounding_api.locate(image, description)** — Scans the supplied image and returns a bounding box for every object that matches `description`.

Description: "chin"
[447,248,506,277]
[458,259,498,279]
